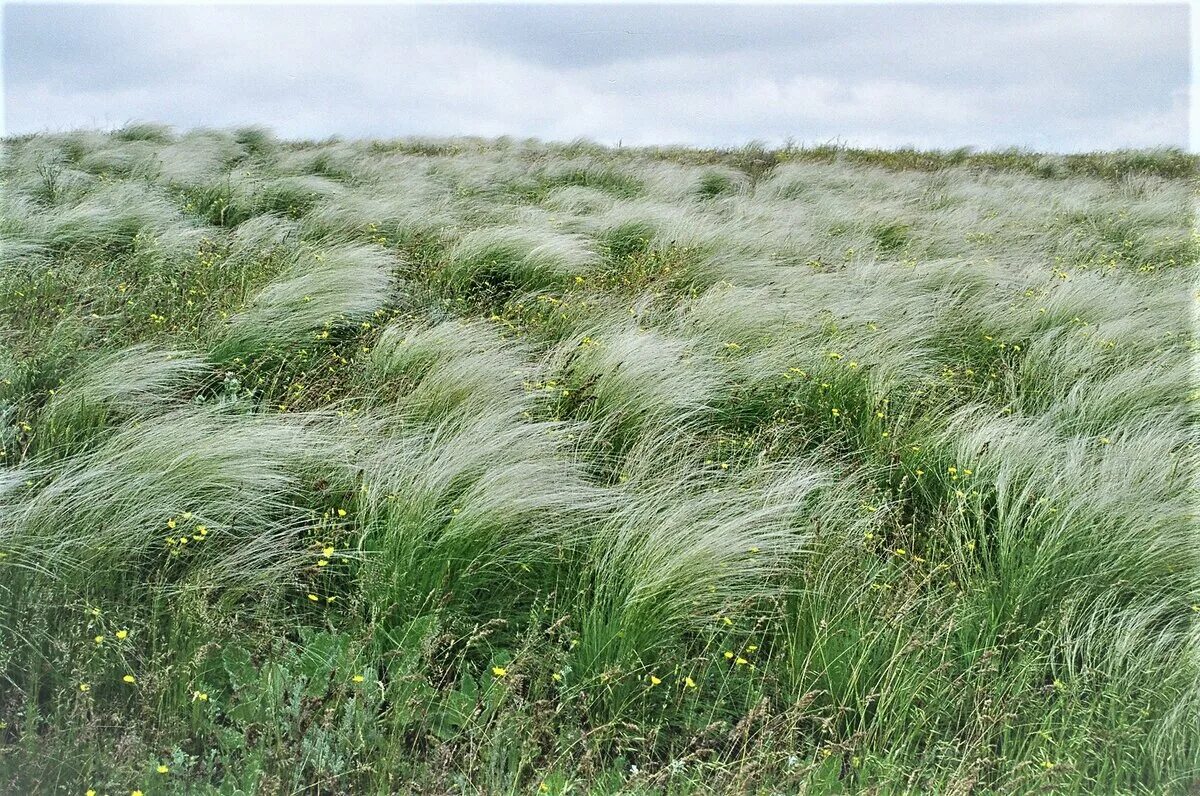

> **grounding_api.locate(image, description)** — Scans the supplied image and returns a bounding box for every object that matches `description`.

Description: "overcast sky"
[2,3,1191,151]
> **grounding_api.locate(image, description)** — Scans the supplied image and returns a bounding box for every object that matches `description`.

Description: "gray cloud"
[2,3,1189,151]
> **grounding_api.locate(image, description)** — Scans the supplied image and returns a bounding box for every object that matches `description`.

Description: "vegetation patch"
[0,128,1196,795]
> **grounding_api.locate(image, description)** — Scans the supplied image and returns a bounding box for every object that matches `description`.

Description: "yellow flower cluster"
[164,513,209,555]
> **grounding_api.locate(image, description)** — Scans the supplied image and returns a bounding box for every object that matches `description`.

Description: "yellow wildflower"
[116,629,129,640]
[122,675,136,684]
[683,676,696,689]
[649,674,662,686]
[79,683,90,692]
[492,666,507,678]
[353,674,365,683]
[157,764,170,774]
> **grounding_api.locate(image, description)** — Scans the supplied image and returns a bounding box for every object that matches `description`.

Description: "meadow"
[0,125,1196,794]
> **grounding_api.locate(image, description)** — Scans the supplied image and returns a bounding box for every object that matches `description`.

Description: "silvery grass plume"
[38,181,202,256]
[227,212,302,256]
[216,242,395,356]
[302,182,459,248]
[938,405,1200,760]
[1,137,98,206]
[173,163,265,227]
[39,344,211,448]
[368,319,529,422]
[640,161,750,202]
[678,274,953,410]
[542,185,621,217]
[571,430,824,679]
[582,199,738,285]
[1030,348,1192,436]
[543,322,726,453]
[154,131,248,189]
[111,122,175,144]
[941,406,1196,642]
[433,148,555,202]
[0,194,54,263]
[251,174,344,219]
[440,225,599,295]
[0,406,348,591]
[273,141,367,180]
[354,402,611,617]
[75,140,163,180]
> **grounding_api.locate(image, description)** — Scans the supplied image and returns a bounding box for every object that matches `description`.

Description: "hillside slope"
[1,126,1197,794]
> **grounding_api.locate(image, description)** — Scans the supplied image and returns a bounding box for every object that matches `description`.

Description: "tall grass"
[216,241,395,357]
[0,127,1195,795]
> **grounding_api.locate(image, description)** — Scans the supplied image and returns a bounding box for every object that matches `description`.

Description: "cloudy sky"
[2,3,1191,151]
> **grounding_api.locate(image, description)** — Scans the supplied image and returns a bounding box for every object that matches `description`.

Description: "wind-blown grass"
[216,241,395,357]
[0,127,1195,795]
[441,225,599,297]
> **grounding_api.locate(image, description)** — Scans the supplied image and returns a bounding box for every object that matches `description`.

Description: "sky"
[1,2,1191,152]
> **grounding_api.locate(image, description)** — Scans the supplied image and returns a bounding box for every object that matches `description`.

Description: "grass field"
[0,125,1197,794]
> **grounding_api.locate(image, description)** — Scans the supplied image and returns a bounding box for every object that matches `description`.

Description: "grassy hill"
[1,125,1197,794]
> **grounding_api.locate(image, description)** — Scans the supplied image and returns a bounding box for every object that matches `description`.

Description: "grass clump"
[440,226,598,300]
